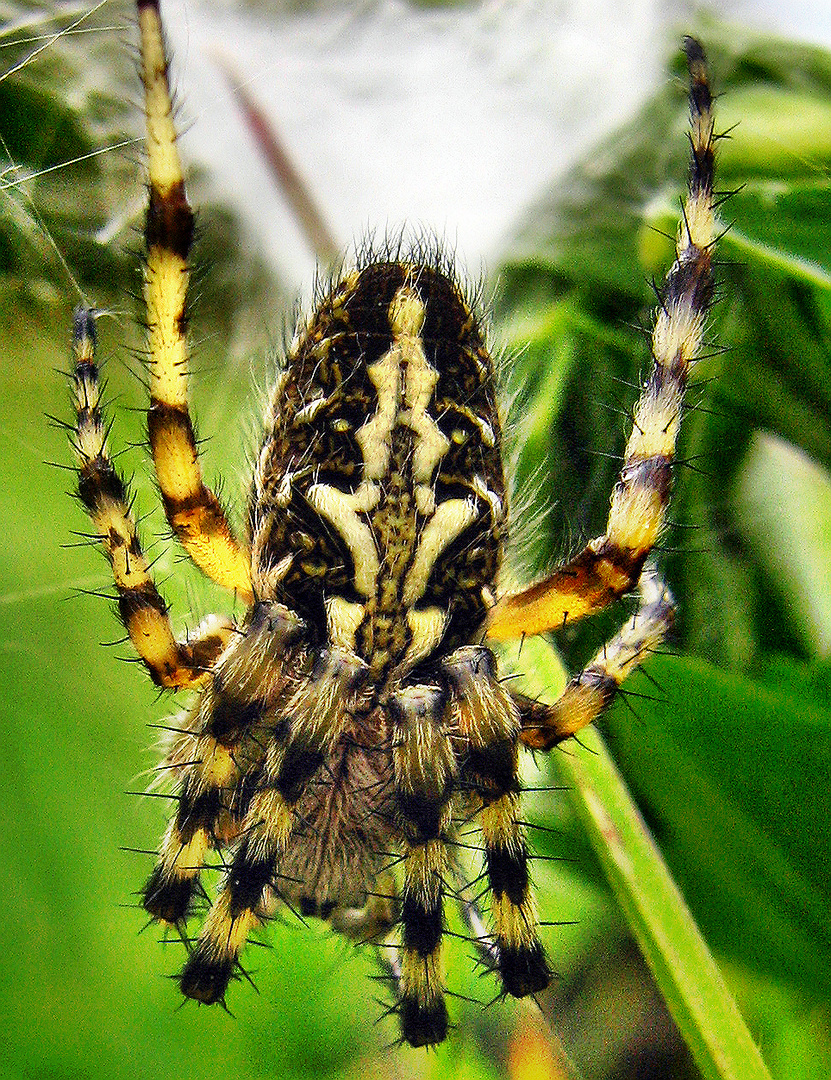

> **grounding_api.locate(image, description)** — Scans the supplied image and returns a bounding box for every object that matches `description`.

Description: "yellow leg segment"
[518,569,675,750]
[70,308,233,688]
[487,40,716,642]
[138,0,252,599]
[480,792,549,996]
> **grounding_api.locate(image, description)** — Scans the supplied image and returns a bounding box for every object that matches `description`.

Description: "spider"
[68,0,716,1049]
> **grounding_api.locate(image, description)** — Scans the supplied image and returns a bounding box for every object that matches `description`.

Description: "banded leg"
[390,686,455,1047]
[143,602,305,923]
[517,568,674,751]
[487,38,716,642]
[70,308,234,688]
[441,648,549,998]
[143,742,237,924]
[179,647,363,1002]
[137,0,252,599]
[480,793,549,996]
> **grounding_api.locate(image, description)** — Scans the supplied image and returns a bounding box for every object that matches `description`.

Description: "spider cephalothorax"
[69,0,717,1048]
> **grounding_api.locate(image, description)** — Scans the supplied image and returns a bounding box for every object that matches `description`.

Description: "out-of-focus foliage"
[0,0,139,304]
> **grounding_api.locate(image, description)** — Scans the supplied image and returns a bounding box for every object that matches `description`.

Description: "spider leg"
[516,567,674,750]
[389,685,456,1047]
[137,0,252,599]
[143,602,304,923]
[487,39,715,642]
[178,647,364,1003]
[70,309,234,688]
[442,648,549,997]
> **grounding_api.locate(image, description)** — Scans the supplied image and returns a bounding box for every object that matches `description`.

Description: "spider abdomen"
[250,258,506,684]
[276,732,395,912]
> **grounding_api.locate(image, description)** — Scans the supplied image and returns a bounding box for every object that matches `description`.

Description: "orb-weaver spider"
[69,0,716,1047]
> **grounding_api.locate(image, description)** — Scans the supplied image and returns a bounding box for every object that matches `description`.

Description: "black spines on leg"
[400,995,449,1048]
[439,645,521,803]
[72,305,97,349]
[683,36,715,195]
[235,761,267,822]
[498,941,551,998]
[141,784,224,923]
[485,835,550,995]
[389,686,452,844]
[396,790,447,843]
[274,743,325,804]
[76,455,129,518]
[118,587,191,687]
[142,864,195,924]
[225,836,274,918]
[208,693,265,744]
[180,949,235,1005]
[176,781,223,844]
[662,249,714,325]
[177,832,274,1005]
[486,843,530,908]
[401,892,443,958]
[145,179,194,264]
[117,584,168,628]
[616,452,673,508]
[461,739,518,804]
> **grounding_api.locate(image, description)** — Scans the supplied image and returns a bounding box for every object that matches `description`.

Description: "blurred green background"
[1,3,830,1078]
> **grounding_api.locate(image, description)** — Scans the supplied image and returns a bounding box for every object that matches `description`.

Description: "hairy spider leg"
[178,646,365,1002]
[138,0,253,599]
[516,568,675,749]
[486,38,716,655]
[142,601,306,923]
[444,648,550,993]
[70,308,234,688]
[389,685,456,1045]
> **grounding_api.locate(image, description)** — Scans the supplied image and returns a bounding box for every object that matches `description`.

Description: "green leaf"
[735,432,831,658]
[603,654,831,998]
[510,640,776,1080]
